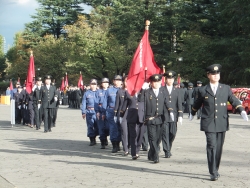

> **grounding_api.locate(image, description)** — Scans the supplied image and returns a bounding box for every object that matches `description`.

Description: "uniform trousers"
[205,132,225,176]
[162,122,177,154]
[28,108,34,125]
[34,105,42,129]
[141,127,148,150]
[85,109,98,138]
[52,107,59,126]
[187,105,192,115]
[147,124,163,161]
[106,108,121,142]
[121,110,129,153]
[43,108,54,131]
[128,123,146,157]
[97,117,109,141]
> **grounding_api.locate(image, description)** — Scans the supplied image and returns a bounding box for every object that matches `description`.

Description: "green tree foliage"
[0,35,7,80]
[5,0,250,86]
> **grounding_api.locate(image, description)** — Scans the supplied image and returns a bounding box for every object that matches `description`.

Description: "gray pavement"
[0,104,250,188]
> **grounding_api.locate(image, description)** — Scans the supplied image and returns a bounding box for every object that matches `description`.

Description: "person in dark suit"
[51,83,62,127]
[190,64,248,181]
[179,82,187,112]
[41,75,58,133]
[192,81,203,119]
[26,91,34,128]
[32,77,43,130]
[186,82,194,116]
[14,86,23,124]
[162,71,183,158]
[114,75,128,155]
[21,84,28,125]
[120,83,145,160]
[138,74,174,163]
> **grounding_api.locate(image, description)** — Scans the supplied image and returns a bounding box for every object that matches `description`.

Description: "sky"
[0,0,91,51]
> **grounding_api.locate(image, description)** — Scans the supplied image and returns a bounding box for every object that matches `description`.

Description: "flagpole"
[144,20,150,81]
[162,65,166,83]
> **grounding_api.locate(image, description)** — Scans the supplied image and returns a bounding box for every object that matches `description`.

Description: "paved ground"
[0,104,250,188]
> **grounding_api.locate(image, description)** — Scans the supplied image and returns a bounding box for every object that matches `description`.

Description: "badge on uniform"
[205,96,208,99]
[150,95,152,99]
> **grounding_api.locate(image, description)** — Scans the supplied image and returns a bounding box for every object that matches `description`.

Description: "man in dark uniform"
[192,81,203,119]
[138,74,174,163]
[33,77,43,130]
[162,71,183,158]
[51,83,62,127]
[179,83,187,112]
[186,82,194,117]
[21,84,28,125]
[41,75,58,133]
[14,85,23,124]
[190,64,248,181]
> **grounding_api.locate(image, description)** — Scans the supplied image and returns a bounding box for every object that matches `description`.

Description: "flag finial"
[66,72,67,75]
[30,50,33,56]
[145,20,150,30]
[80,71,81,74]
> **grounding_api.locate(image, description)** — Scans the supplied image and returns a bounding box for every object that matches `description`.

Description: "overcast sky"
[0,0,91,49]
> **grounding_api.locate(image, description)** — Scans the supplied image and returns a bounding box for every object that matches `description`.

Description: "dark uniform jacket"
[41,85,58,109]
[14,92,23,108]
[192,86,202,100]
[120,91,144,124]
[138,87,173,125]
[185,88,194,105]
[26,92,34,110]
[179,87,187,104]
[162,86,183,122]
[33,86,42,106]
[191,83,244,132]
[114,89,126,118]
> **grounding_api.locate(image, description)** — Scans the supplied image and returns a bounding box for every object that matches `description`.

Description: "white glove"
[142,82,149,90]
[32,85,37,91]
[119,117,123,123]
[23,104,26,108]
[25,106,27,110]
[38,104,41,109]
[189,113,194,121]
[54,97,58,101]
[241,111,249,121]
[178,117,183,125]
[170,112,174,121]
[59,101,62,105]
[114,116,117,123]
[18,105,21,109]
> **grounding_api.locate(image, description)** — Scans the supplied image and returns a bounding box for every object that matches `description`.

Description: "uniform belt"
[98,104,102,106]
[144,115,161,123]
[109,106,115,108]
[87,107,94,110]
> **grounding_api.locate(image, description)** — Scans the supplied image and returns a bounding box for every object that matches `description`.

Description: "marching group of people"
[9,63,249,181]
[81,64,249,181]
[11,75,62,132]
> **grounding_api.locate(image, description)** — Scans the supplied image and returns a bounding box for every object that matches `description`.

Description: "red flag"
[61,77,65,91]
[65,72,68,89]
[26,52,35,94]
[127,21,161,96]
[9,79,13,90]
[78,72,84,90]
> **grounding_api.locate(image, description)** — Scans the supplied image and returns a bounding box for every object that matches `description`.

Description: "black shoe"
[217,173,220,178]
[132,155,139,160]
[210,175,218,181]
[89,138,96,146]
[154,159,159,163]
[48,129,52,132]
[142,147,148,151]
[36,128,39,130]
[105,139,108,146]
[111,142,118,153]
[100,141,105,149]
[165,153,171,158]
[44,131,48,133]
[123,152,129,156]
